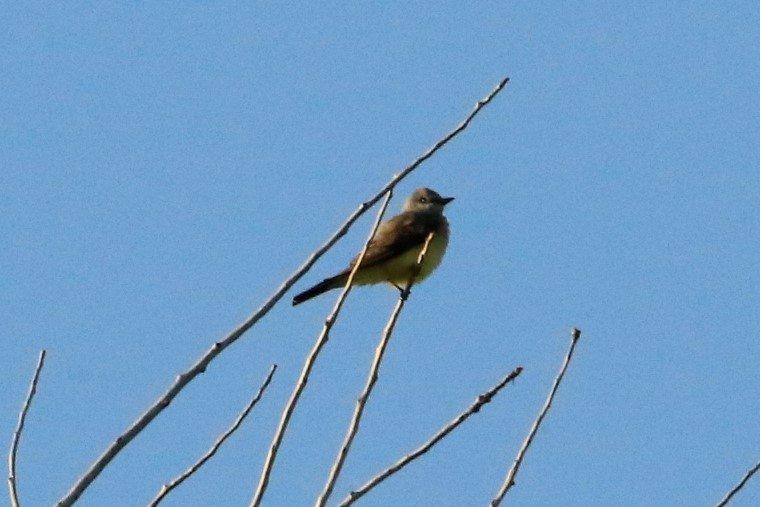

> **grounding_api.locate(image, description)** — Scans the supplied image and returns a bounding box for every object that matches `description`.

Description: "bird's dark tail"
[292,274,347,306]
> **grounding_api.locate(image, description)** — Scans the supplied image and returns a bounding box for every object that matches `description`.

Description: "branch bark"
[714,459,760,507]
[148,365,277,507]
[250,192,395,507]
[316,233,436,507]
[55,77,510,507]
[8,350,46,507]
[490,328,582,506]
[338,366,523,507]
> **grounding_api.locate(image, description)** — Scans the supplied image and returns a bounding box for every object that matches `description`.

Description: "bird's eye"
[419,197,428,203]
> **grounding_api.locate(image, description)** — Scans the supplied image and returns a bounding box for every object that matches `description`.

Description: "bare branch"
[316,232,437,507]
[55,78,510,507]
[250,192,395,507]
[715,459,760,507]
[338,366,523,507]
[148,365,277,507]
[384,77,509,188]
[490,328,582,506]
[8,350,47,507]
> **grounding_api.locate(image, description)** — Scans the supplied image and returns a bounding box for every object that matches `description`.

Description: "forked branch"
[55,77,510,507]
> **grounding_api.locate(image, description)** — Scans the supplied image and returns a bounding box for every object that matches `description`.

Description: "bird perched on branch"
[292,187,454,306]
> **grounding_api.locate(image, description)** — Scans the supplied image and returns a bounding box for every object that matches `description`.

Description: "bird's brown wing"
[292,211,441,305]
[343,211,439,273]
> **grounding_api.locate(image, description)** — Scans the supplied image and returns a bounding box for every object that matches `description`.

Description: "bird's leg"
[392,282,404,293]
[398,279,415,301]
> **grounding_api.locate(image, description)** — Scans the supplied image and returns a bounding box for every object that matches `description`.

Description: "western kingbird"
[292,187,454,306]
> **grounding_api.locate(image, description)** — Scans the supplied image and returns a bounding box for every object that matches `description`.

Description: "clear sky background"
[2,2,759,506]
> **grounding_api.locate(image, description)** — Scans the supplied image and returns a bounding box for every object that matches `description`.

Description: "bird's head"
[403,187,454,213]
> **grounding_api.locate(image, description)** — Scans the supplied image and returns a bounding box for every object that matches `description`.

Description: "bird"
[292,187,454,306]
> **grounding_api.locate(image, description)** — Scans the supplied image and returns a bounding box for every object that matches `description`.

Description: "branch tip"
[9,350,47,507]
[55,77,511,507]
[148,364,277,507]
[338,365,522,506]
[490,331,582,505]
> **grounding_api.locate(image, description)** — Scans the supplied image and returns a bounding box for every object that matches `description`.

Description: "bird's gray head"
[403,187,454,213]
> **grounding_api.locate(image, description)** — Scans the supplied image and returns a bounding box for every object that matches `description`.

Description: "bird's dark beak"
[439,196,455,206]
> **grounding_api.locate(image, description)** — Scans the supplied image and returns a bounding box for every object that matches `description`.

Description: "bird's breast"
[385,231,449,286]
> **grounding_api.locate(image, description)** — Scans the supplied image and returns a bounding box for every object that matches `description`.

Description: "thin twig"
[250,192,395,507]
[715,459,760,507]
[148,365,277,507]
[490,328,582,506]
[338,366,523,507]
[8,350,47,507]
[55,78,510,507]
[316,232,436,507]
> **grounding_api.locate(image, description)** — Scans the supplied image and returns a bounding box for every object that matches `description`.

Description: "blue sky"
[3,2,759,506]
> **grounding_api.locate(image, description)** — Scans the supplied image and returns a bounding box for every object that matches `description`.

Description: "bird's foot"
[393,283,413,301]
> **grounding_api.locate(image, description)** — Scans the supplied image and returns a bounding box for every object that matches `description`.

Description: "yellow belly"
[352,233,449,287]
